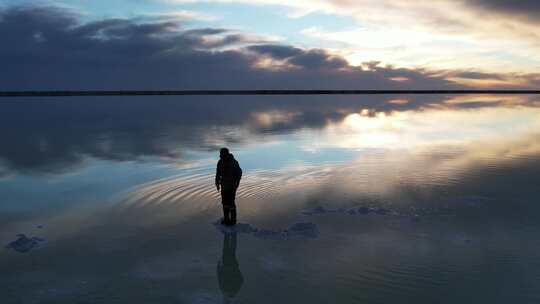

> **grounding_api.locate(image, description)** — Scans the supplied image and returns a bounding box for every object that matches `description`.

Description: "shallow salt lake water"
[1,95,540,303]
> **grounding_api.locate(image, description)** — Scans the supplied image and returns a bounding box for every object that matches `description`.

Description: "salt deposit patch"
[213,220,319,240]
[5,234,45,253]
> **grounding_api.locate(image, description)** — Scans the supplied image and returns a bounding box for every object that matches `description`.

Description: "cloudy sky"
[1,0,540,89]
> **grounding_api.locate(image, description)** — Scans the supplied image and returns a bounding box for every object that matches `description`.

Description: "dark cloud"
[247,44,303,59]
[287,49,348,69]
[248,44,348,69]
[440,69,540,88]
[449,71,505,80]
[0,5,462,91]
[469,0,540,22]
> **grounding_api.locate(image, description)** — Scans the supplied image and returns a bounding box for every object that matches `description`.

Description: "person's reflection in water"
[218,231,244,303]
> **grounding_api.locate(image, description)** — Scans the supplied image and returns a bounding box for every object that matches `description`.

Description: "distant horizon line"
[1,89,540,97]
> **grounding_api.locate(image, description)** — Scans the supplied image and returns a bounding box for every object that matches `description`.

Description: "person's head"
[220,147,230,159]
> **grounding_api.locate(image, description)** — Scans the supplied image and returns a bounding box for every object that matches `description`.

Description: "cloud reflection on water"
[0,94,539,177]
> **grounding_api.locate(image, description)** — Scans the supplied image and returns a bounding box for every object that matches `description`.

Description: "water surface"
[1,95,540,303]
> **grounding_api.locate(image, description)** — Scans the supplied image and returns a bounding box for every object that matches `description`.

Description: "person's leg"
[222,189,236,225]
[228,205,236,225]
[221,204,229,224]
[230,188,237,224]
[221,190,230,224]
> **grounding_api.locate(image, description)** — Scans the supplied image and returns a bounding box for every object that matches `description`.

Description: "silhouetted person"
[215,147,242,225]
[217,231,243,303]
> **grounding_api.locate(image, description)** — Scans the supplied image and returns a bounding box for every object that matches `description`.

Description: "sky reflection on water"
[1,95,540,303]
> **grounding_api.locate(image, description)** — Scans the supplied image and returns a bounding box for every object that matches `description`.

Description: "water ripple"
[120,164,340,208]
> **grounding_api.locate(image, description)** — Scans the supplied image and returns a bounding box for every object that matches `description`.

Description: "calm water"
[1,95,540,303]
